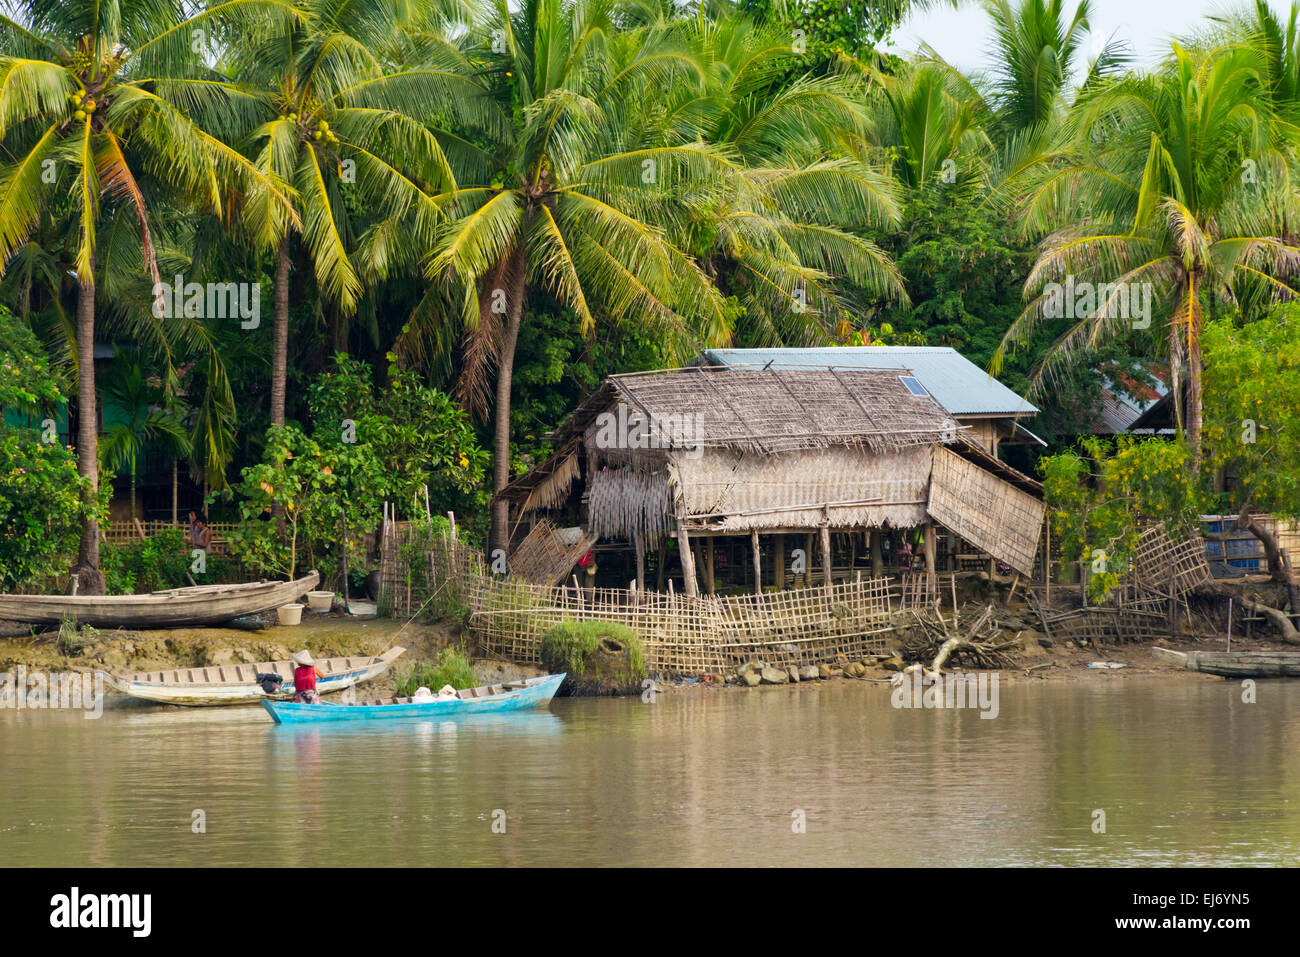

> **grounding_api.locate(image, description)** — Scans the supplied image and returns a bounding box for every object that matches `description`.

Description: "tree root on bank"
[1235,596,1300,645]
[1197,583,1300,645]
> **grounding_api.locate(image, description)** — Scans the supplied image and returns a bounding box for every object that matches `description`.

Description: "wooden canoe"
[99,646,405,706]
[0,572,320,628]
[1153,646,1300,678]
[261,672,565,724]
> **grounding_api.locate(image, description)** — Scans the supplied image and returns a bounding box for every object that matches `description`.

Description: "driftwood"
[901,604,1020,677]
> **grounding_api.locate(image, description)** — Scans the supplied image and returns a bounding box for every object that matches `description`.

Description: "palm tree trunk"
[74,275,105,594]
[270,234,291,428]
[172,460,178,524]
[489,242,528,557]
[1187,331,1204,464]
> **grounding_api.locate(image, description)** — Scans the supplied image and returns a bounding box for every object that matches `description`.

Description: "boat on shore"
[1153,646,1300,678]
[261,672,565,724]
[100,646,405,706]
[0,572,320,629]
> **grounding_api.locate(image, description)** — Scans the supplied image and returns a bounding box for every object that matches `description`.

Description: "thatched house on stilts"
[496,364,1047,597]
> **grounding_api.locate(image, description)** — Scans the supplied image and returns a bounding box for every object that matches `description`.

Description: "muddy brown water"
[2,677,1299,866]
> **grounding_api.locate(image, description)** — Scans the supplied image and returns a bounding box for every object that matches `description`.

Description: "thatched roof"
[589,365,958,453]
[498,366,961,507]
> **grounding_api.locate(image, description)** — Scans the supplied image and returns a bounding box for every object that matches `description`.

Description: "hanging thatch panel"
[508,518,597,585]
[672,445,932,532]
[521,449,581,513]
[586,465,674,542]
[927,446,1044,576]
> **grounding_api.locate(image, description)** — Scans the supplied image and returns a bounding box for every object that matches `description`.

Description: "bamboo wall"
[381,529,941,676]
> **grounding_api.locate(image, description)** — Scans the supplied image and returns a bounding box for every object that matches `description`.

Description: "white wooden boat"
[0,572,320,628]
[99,646,405,706]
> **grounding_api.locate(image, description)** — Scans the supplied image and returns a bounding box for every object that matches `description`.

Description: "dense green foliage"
[4,0,1300,592]
[1041,437,1207,601]
[0,309,89,589]
[1202,309,1300,522]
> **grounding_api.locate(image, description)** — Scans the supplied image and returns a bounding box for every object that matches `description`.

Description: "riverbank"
[2,613,1277,703]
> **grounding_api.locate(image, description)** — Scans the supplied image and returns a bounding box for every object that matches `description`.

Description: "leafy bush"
[100,528,191,594]
[394,647,477,695]
[0,307,91,590]
[1041,436,1207,601]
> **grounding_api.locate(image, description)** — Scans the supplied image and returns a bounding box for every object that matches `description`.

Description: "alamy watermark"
[152,274,261,329]
[1042,276,1153,329]
[890,669,999,719]
[0,667,103,718]
[591,402,705,459]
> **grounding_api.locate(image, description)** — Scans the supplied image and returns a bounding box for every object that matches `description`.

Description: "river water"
[2,677,1298,866]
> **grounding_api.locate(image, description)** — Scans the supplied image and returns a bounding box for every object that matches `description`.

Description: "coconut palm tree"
[666,13,909,345]
[400,0,741,553]
[993,41,1300,462]
[233,0,483,428]
[982,0,1097,137]
[0,0,298,591]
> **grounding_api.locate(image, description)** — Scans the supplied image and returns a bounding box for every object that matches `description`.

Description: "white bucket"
[306,591,334,612]
[277,603,304,626]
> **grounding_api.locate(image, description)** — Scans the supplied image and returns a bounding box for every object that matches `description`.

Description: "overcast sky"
[892,0,1296,75]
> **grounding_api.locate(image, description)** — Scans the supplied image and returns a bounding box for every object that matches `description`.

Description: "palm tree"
[993,41,1300,462]
[982,0,1097,137]
[868,57,991,192]
[98,352,191,520]
[0,0,297,591]
[233,0,481,428]
[405,0,738,553]
[670,13,909,345]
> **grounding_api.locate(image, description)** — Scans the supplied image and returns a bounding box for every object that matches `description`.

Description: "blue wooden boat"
[261,673,565,724]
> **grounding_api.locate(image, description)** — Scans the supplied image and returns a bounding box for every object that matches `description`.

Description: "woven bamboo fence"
[381,528,940,676]
[101,519,237,555]
[1030,526,1211,645]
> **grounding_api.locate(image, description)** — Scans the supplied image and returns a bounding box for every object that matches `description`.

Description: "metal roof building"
[698,346,1041,453]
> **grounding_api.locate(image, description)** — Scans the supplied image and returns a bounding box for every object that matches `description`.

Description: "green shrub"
[540,620,645,679]
[101,528,191,594]
[395,646,477,695]
[57,620,97,657]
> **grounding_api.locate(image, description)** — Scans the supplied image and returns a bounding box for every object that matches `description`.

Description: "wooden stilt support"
[677,522,699,597]
[820,525,833,588]
[704,535,716,595]
[751,530,762,595]
[634,531,645,594]
[774,533,786,591]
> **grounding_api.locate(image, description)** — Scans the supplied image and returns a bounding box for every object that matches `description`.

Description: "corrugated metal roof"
[1094,373,1170,434]
[700,347,1038,417]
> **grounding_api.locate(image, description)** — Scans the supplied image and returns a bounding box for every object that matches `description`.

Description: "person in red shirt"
[290,650,324,703]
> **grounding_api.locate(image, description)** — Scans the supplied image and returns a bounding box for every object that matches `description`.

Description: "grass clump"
[540,620,645,679]
[57,620,98,657]
[395,646,477,696]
